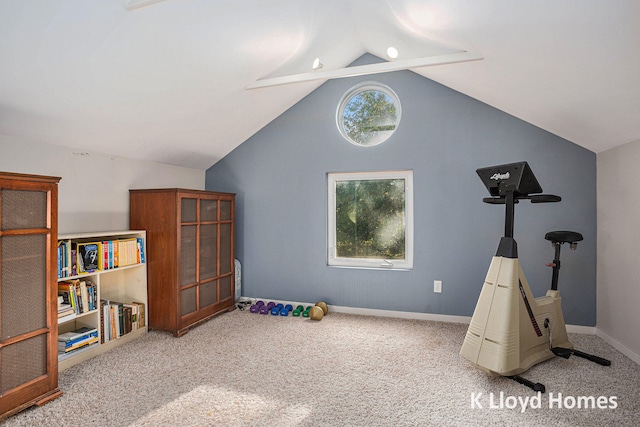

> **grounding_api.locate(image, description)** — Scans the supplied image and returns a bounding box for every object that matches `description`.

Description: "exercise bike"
[459,162,610,392]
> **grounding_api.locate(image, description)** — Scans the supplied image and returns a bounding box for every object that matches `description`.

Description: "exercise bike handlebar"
[482,194,561,205]
[477,162,560,238]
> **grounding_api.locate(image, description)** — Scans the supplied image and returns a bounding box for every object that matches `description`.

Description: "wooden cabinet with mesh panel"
[129,189,235,337]
[0,172,62,420]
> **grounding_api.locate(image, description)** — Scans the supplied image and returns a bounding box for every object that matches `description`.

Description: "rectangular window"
[328,170,413,270]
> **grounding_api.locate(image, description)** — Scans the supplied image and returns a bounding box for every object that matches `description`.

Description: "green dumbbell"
[302,305,312,318]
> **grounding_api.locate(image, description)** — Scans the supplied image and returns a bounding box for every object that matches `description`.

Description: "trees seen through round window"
[337,82,401,147]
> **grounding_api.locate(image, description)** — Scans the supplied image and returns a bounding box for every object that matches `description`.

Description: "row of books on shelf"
[58,237,146,279]
[58,301,146,361]
[100,300,145,343]
[58,279,97,322]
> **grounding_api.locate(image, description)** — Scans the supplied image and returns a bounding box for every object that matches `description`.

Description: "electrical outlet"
[434,280,442,293]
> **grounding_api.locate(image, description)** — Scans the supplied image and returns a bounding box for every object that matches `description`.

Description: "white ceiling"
[1,0,639,170]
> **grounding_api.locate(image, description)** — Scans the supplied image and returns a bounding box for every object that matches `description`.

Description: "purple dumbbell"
[259,305,269,314]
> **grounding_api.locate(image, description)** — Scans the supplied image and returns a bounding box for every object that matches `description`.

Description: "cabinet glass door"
[180,225,196,287]
[199,224,217,281]
[220,223,232,275]
[0,183,57,408]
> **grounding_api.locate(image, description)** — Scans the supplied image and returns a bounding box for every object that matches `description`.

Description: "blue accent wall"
[206,55,597,326]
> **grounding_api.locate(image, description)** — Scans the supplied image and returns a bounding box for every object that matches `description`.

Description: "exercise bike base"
[509,375,545,393]
[552,347,611,366]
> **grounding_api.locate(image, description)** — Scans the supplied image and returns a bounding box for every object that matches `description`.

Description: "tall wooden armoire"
[129,189,235,337]
[0,172,62,420]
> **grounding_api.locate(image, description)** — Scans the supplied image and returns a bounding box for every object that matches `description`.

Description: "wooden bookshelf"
[56,231,148,371]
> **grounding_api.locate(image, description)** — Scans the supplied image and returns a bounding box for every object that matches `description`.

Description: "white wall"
[1,135,204,234]
[597,139,640,363]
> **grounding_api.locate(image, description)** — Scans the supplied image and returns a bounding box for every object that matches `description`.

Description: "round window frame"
[336,81,402,147]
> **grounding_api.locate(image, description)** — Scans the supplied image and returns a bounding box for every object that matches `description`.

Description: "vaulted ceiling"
[1,0,639,169]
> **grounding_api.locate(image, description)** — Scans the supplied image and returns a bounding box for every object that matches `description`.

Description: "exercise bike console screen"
[476,161,542,198]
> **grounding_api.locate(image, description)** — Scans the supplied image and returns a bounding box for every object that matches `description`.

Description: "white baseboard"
[595,328,640,365]
[566,324,597,334]
[243,297,639,365]
[330,305,472,324]
[243,297,472,324]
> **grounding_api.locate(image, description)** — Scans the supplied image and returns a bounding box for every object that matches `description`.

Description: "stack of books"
[58,296,76,322]
[58,327,99,361]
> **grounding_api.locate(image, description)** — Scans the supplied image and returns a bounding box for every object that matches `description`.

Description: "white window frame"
[327,170,414,270]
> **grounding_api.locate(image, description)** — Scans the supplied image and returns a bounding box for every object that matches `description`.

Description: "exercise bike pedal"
[551,347,573,359]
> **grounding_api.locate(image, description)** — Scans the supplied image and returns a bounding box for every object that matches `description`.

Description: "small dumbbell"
[302,306,312,318]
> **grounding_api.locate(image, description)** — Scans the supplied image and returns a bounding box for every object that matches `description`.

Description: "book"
[137,237,145,263]
[123,303,138,331]
[132,301,145,328]
[58,332,98,351]
[77,242,101,272]
[58,342,98,361]
[57,239,73,278]
[80,280,90,313]
[123,305,132,335]
[100,300,110,343]
[58,281,79,314]
[57,304,75,318]
[58,326,98,343]
[59,336,99,353]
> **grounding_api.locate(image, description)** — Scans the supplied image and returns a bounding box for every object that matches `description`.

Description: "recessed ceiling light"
[387,47,399,60]
[312,57,324,70]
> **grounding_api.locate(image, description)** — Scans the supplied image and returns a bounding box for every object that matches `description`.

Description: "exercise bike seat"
[544,231,583,244]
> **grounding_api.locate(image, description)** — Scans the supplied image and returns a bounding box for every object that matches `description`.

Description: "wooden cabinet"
[0,172,62,420]
[129,189,235,336]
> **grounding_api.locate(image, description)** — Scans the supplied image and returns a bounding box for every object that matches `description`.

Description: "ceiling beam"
[124,0,168,11]
[246,51,483,90]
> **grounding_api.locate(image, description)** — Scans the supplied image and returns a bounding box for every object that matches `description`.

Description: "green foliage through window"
[328,170,413,270]
[337,82,401,147]
[336,179,406,259]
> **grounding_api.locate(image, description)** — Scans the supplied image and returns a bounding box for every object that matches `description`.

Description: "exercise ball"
[309,306,324,321]
[315,301,328,315]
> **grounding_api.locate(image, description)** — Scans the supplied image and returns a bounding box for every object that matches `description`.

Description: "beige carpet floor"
[3,306,639,426]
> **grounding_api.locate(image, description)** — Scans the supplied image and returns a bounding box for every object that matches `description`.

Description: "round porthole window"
[336,82,401,147]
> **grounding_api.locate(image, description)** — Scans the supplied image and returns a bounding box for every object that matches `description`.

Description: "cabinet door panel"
[1,189,47,229]
[1,235,47,340]
[220,275,232,301]
[200,199,217,222]
[181,198,197,223]
[220,223,232,275]
[220,200,232,221]
[199,224,217,281]
[180,286,197,316]
[180,225,197,287]
[0,335,47,394]
[200,280,218,308]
